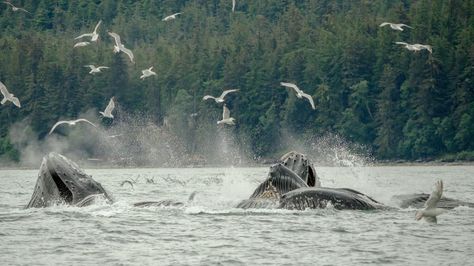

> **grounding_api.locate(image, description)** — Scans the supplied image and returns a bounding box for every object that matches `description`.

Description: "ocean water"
[1,165,473,265]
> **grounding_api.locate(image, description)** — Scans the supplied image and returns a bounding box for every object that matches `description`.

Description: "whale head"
[26,153,112,208]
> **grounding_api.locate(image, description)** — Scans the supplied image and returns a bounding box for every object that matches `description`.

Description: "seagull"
[413,43,433,54]
[203,89,239,103]
[3,1,30,14]
[75,20,102,42]
[99,97,115,118]
[74,42,90,48]
[395,42,432,53]
[280,82,316,110]
[108,31,135,63]
[140,67,157,80]
[0,81,21,108]
[232,0,236,12]
[162,12,181,21]
[379,22,412,31]
[415,180,446,223]
[217,104,236,125]
[48,118,98,135]
[84,65,109,74]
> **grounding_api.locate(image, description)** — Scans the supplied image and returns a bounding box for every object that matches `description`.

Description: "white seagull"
[162,12,181,21]
[232,0,236,12]
[203,89,239,103]
[217,104,236,125]
[84,65,109,74]
[280,82,316,110]
[379,22,412,31]
[74,42,90,48]
[3,1,30,14]
[75,20,102,42]
[413,43,433,54]
[415,180,445,223]
[396,42,432,53]
[140,67,157,80]
[108,31,135,63]
[0,81,21,108]
[99,97,115,118]
[48,118,98,135]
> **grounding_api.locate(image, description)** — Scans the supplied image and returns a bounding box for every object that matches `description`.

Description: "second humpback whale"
[26,153,113,208]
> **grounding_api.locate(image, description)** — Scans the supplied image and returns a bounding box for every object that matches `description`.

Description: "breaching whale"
[26,153,113,208]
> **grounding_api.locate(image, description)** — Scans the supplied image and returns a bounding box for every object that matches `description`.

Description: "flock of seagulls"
[203,89,239,125]
[380,21,432,54]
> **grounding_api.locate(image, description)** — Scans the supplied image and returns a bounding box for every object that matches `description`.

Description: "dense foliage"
[0,0,473,162]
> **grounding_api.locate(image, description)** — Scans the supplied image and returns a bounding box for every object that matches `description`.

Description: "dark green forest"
[0,0,473,163]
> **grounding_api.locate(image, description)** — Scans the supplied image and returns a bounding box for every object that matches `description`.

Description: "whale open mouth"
[50,168,73,204]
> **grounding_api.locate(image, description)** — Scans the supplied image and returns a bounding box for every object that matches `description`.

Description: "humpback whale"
[237,151,384,210]
[26,153,113,208]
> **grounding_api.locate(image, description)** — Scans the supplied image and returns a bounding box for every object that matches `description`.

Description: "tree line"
[0,0,473,162]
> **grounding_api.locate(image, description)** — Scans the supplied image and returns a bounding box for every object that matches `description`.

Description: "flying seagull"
[203,89,239,103]
[74,42,90,48]
[48,118,98,135]
[379,22,412,31]
[162,12,181,21]
[232,0,236,12]
[140,67,157,80]
[75,20,102,42]
[3,1,30,14]
[217,104,236,125]
[413,43,433,54]
[416,180,445,223]
[0,81,21,108]
[84,65,109,74]
[280,82,316,110]
[395,42,432,53]
[108,31,135,63]
[99,97,115,118]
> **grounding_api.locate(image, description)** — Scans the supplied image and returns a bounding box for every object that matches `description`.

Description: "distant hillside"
[0,0,473,162]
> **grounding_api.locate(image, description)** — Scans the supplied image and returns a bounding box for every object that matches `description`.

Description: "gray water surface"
[1,166,473,265]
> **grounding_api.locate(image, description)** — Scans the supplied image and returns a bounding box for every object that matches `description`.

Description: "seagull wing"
[74,118,98,128]
[395,41,408,46]
[300,91,316,110]
[11,96,20,108]
[49,120,69,135]
[75,33,93,40]
[203,95,216,101]
[97,66,109,70]
[424,180,443,209]
[220,89,239,99]
[120,46,135,63]
[379,22,390,27]
[104,97,115,114]
[232,0,236,12]
[93,20,102,33]
[3,1,13,7]
[173,12,181,16]
[223,105,231,119]
[400,23,412,29]
[108,32,122,46]
[0,81,9,97]
[84,65,95,70]
[280,82,301,93]
[18,7,30,14]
